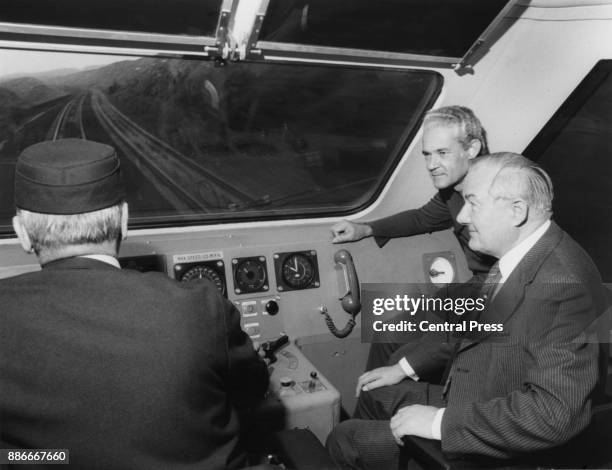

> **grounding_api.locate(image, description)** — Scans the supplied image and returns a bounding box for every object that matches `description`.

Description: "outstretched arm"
[369,193,454,247]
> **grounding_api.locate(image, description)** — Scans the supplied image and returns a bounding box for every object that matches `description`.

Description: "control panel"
[165,250,321,341]
[168,250,319,296]
[116,251,340,444]
[233,296,285,341]
[267,342,340,443]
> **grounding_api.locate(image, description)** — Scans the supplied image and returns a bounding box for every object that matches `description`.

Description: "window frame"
[524,59,612,282]
[0,40,443,236]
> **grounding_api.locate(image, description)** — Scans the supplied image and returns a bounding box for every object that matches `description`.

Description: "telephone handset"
[320,249,361,338]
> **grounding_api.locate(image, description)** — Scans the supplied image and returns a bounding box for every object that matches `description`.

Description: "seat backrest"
[270,429,337,470]
[402,402,612,470]
[584,402,612,469]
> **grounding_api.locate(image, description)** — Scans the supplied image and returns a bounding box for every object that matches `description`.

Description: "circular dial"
[428,257,455,286]
[234,259,267,292]
[282,254,315,289]
[181,265,225,295]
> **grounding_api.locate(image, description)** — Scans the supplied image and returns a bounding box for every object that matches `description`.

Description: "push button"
[241,301,258,317]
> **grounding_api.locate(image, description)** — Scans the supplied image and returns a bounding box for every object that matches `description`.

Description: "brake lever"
[261,334,289,364]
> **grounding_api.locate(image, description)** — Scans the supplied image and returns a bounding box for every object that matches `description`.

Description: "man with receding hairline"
[326,153,608,469]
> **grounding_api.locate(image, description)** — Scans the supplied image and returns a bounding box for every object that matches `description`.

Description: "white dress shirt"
[79,254,121,268]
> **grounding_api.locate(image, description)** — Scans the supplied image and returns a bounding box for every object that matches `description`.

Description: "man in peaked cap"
[0,139,269,470]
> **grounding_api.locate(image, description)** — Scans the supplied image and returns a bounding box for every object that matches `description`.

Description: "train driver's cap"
[14,138,125,214]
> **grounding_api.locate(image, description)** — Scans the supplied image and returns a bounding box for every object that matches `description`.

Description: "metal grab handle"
[334,249,361,315]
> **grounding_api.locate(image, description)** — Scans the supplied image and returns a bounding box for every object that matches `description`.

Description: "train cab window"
[260,0,512,58]
[0,0,222,36]
[525,60,612,282]
[0,47,441,235]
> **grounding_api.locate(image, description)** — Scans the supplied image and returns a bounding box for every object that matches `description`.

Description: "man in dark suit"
[326,153,608,469]
[0,139,269,469]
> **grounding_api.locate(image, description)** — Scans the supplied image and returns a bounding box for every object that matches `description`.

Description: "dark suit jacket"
[440,222,608,460]
[0,257,269,470]
[369,188,496,275]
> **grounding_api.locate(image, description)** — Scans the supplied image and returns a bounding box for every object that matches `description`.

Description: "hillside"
[0,77,65,105]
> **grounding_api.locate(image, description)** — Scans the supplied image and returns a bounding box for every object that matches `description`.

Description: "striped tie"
[481,262,502,303]
[441,262,501,398]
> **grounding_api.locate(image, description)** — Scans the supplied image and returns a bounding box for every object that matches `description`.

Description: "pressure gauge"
[427,256,455,286]
[233,256,268,294]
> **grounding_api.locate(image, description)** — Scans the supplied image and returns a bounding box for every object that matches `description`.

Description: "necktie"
[441,262,501,398]
[481,262,502,303]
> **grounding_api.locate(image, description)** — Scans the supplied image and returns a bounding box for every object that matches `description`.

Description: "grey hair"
[473,153,554,214]
[424,105,489,155]
[17,203,124,255]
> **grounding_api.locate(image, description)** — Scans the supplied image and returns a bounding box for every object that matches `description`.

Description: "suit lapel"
[458,222,564,351]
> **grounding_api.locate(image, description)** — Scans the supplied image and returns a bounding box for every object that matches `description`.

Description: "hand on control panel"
[252,341,268,365]
[261,334,289,364]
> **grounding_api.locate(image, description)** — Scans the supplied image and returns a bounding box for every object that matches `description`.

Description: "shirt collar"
[498,219,551,282]
[79,254,121,268]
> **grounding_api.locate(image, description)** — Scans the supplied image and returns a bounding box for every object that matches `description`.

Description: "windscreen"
[0,0,223,36]
[260,0,511,58]
[0,48,441,234]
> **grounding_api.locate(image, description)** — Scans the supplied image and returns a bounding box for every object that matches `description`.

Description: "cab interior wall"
[1,1,611,415]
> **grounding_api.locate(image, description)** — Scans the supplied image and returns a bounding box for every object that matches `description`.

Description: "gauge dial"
[180,265,226,295]
[282,254,315,289]
[428,256,455,286]
[233,257,268,294]
[274,251,319,291]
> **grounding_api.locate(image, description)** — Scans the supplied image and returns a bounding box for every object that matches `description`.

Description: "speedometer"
[178,264,226,296]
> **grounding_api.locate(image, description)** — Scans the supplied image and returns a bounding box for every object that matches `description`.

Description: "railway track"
[91,89,256,212]
[46,95,88,141]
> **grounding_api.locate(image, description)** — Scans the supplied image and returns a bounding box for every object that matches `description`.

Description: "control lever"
[261,334,289,364]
